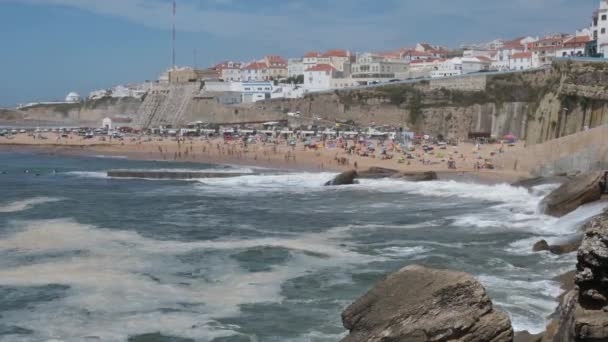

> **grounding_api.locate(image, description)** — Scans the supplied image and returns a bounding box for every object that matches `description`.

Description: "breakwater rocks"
[341,265,513,342]
[543,209,608,341]
[107,170,253,179]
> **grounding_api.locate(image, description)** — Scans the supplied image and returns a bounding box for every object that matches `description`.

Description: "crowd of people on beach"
[0,128,520,173]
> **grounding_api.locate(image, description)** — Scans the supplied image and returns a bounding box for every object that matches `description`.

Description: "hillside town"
[15,0,608,109]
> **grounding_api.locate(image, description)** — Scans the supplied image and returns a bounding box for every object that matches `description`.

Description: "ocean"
[0,151,604,342]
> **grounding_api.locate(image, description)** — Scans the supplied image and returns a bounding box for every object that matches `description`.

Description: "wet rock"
[341,265,513,342]
[515,331,543,342]
[356,167,399,179]
[392,171,439,182]
[511,176,570,190]
[325,170,358,186]
[540,172,604,217]
[545,209,608,342]
[533,239,580,255]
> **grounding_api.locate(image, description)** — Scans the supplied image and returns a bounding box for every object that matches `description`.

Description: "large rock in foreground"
[545,209,608,342]
[540,172,604,217]
[341,265,513,342]
[325,170,358,186]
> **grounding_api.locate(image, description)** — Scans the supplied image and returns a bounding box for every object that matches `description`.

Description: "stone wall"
[429,74,487,91]
[15,97,142,126]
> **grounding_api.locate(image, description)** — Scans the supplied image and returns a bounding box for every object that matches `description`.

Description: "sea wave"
[0,219,378,341]
[0,197,63,213]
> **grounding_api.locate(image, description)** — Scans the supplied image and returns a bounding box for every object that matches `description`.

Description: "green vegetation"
[281,75,304,84]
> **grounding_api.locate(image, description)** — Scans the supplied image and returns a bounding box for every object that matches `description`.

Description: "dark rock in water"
[341,265,513,342]
[325,170,358,186]
[514,331,543,342]
[356,167,400,179]
[533,239,580,255]
[544,209,608,341]
[392,171,438,182]
[533,240,551,252]
[356,168,438,182]
[539,172,604,217]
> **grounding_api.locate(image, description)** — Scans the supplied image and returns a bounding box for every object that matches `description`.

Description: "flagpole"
[172,0,176,70]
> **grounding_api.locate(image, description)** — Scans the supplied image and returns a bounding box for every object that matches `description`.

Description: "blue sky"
[0,0,599,107]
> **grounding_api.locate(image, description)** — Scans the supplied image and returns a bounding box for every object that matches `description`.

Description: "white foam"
[0,197,63,213]
[0,219,377,341]
[380,246,430,258]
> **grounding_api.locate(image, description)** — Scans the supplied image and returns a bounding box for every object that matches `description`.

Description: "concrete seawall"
[496,124,608,176]
[107,170,253,179]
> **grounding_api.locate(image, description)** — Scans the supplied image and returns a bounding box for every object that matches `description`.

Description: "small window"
[603,15,607,20]
[603,28,606,34]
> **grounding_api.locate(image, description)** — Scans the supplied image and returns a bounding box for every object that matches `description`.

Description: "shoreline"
[0,135,529,184]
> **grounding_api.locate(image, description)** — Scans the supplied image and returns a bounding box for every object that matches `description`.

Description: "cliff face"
[14,97,142,125]
[544,209,608,342]
[178,60,608,146]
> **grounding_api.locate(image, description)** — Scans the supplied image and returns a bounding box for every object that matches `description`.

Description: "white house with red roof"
[351,52,409,81]
[216,61,242,81]
[304,64,340,92]
[509,52,533,70]
[527,35,570,67]
[558,36,591,57]
[240,56,288,82]
[493,41,526,71]
[241,62,268,82]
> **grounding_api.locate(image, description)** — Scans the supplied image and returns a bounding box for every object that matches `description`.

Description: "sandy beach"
[0,133,528,182]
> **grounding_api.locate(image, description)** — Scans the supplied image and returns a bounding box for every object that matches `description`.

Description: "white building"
[102,117,112,130]
[462,56,492,74]
[304,64,338,92]
[592,0,608,56]
[241,62,268,82]
[65,92,81,103]
[431,58,463,78]
[351,53,409,80]
[287,58,305,78]
[241,82,273,103]
[271,84,305,99]
[509,52,533,70]
[557,36,591,57]
[217,61,242,81]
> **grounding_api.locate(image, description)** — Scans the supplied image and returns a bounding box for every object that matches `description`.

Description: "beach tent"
[503,134,518,143]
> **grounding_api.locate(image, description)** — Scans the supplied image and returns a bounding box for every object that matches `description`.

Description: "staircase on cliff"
[137,83,200,129]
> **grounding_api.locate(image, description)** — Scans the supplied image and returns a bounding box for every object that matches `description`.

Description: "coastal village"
[15,0,607,107]
[4,1,608,342]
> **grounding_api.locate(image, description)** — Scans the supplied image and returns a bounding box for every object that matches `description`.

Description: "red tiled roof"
[304,51,320,58]
[405,50,433,57]
[322,49,349,57]
[501,42,525,50]
[410,58,445,64]
[305,64,336,72]
[243,62,266,70]
[563,36,591,47]
[511,52,532,59]
[476,56,492,62]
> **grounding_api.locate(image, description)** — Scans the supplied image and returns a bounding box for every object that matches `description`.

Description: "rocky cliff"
[543,209,608,342]
[175,60,608,146]
[6,97,142,126]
